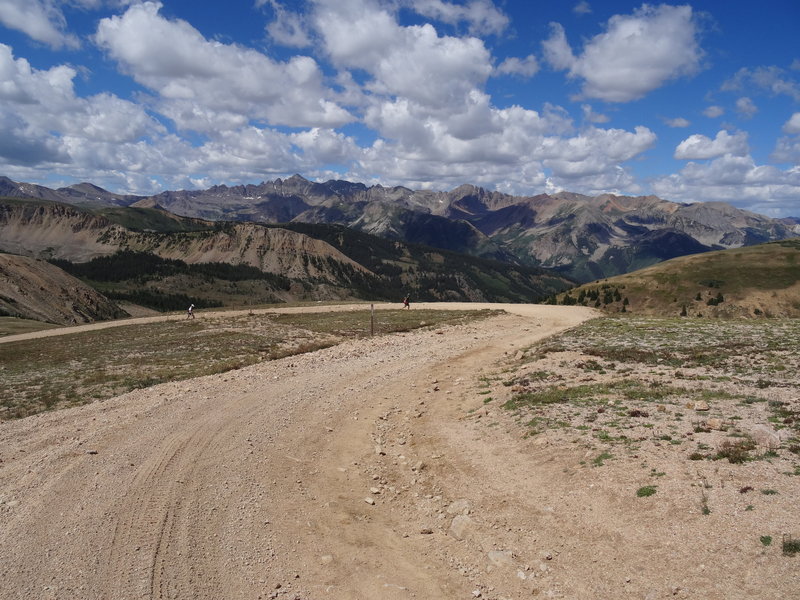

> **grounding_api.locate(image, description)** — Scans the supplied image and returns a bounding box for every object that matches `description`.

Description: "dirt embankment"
[1,304,795,599]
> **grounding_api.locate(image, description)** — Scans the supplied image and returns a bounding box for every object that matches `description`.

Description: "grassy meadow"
[497,316,800,472]
[0,308,497,420]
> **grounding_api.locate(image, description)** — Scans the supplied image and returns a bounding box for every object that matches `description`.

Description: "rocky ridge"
[3,175,798,282]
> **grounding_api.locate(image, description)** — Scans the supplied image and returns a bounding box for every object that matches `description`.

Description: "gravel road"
[0,304,597,599]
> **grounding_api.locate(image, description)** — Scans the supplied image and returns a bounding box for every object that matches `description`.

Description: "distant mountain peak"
[130,197,165,210]
[66,182,110,193]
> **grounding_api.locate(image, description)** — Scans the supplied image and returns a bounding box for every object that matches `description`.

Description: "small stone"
[448,514,474,540]
[370,487,381,494]
[472,590,482,598]
[375,445,386,455]
[487,550,515,568]
[750,424,781,449]
[706,417,723,430]
[446,498,471,515]
[420,528,434,535]
[365,497,375,505]
[694,400,709,411]
[657,405,667,412]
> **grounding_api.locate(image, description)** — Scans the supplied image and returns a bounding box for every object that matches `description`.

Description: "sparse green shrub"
[760,535,772,546]
[783,537,800,556]
[715,439,756,463]
[593,452,613,467]
[636,485,657,497]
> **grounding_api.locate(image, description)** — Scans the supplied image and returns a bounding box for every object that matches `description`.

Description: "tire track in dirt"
[103,384,279,599]
[106,422,213,599]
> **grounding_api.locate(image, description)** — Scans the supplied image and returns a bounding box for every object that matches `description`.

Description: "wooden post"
[371,303,375,336]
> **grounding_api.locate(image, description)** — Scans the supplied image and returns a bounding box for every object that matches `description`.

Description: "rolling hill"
[549,238,800,318]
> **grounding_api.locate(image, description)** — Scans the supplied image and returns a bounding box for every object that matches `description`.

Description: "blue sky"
[0,1,798,216]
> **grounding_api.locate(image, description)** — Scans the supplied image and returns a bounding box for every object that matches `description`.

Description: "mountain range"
[0,196,573,322]
[1,175,798,283]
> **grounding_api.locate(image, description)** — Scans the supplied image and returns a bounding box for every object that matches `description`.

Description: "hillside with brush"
[547,238,800,318]
[0,253,128,324]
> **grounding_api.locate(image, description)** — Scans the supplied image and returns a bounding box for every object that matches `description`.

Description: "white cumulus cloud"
[735,97,758,118]
[652,154,800,215]
[0,0,80,49]
[496,55,539,78]
[573,1,591,16]
[0,43,162,171]
[782,112,800,134]
[408,0,509,36]
[665,117,690,128]
[771,136,800,165]
[722,66,800,102]
[674,130,749,160]
[772,113,800,164]
[263,0,312,48]
[313,0,493,110]
[95,1,353,130]
[542,4,703,102]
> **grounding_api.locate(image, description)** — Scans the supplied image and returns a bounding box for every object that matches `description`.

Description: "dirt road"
[0,304,599,599]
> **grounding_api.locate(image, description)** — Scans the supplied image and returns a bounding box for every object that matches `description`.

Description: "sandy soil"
[0,304,796,599]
